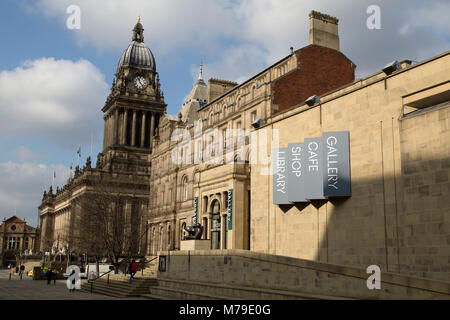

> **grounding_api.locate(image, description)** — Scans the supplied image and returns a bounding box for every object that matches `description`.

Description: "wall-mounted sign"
[304,137,325,200]
[227,189,233,230]
[273,148,290,204]
[287,143,308,202]
[323,132,351,197]
[272,131,351,204]
[194,197,199,226]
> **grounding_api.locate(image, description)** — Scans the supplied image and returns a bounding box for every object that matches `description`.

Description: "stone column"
[118,110,123,145]
[123,109,128,145]
[131,110,137,147]
[149,112,155,149]
[140,112,147,148]
[113,108,119,145]
[208,214,213,242]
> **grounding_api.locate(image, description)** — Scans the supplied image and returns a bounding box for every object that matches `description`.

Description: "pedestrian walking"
[46,269,52,285]
[129,260,137,281]
[19,265,25,280]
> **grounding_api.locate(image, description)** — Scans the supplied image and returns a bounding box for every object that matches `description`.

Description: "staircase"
[141,278,354,300]
[80,275,158,298]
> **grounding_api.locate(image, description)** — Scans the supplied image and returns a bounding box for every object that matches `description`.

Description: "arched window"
[211,199,220,214]
[182,176,189,201]
[203,196,208,213]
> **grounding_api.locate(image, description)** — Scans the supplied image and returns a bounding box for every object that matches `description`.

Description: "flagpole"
[90,133,93,160]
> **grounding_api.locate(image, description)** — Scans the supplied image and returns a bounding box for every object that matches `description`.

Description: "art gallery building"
[37,11,449,283]
[148,11,450,283]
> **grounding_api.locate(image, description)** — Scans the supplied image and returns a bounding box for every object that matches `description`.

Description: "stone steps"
[80,278,157,298]
[146,286,239,300]
[151,278,355,300]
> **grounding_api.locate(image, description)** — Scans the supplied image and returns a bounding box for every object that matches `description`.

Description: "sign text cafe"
[273,131,351,204]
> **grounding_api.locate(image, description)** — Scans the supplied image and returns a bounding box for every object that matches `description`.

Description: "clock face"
[134,76,147,89]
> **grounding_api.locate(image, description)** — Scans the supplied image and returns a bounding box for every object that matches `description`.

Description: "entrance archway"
[210,200,221,249]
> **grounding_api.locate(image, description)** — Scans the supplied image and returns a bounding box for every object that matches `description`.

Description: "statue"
[183,223,203,240]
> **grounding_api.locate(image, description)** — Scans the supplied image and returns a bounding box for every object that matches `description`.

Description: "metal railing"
[87,269,114,293]
[139,256,158,276]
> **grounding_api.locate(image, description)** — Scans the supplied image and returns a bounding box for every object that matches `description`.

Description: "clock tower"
[98,18,166,173]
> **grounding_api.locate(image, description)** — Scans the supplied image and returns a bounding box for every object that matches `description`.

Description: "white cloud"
[35,0,237,55]
[32,0,450,82]
[0,57,108,148]
[9,146,46,163]
[0,161,70,227]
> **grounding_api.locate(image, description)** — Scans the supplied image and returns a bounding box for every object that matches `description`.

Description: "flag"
[53,170,56,179]
[77,145,81,157]
[70,161,73,170]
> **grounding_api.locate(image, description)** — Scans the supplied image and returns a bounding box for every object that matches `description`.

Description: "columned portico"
[149,112,155,149]
[140,112,147,148]
[122,108,128,145]
[131,110,137,147]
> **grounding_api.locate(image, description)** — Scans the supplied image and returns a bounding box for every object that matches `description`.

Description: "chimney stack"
[309,10,340,51]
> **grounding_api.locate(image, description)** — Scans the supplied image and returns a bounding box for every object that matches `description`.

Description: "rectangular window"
[222,129,227,148]
[251,111,257,123]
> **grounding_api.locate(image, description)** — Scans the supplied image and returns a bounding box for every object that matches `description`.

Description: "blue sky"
[0,0,449,226]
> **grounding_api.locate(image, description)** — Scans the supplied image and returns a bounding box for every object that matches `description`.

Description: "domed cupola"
[117,17,156,73]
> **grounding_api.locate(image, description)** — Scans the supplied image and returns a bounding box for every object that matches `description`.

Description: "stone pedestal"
[180,240,211,251]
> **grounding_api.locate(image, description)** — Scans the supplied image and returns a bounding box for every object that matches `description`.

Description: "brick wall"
[272,45,354,114]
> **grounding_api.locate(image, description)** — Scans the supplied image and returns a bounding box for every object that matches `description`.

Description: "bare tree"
[70,174,148,274]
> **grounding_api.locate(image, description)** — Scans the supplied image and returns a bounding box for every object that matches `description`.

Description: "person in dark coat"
[46,269,52,285]
[53,269,57,285]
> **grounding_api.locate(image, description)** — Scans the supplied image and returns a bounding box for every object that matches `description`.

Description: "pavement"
[0,270,143,300]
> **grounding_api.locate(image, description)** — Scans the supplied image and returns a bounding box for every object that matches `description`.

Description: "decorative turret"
[132,16,144,43]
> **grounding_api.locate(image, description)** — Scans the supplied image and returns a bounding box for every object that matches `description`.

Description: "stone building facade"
[38,11,450,282]
[0,216,39,266]
[146,11,450,282]
[38,20,162,256]
[146,11,355,253]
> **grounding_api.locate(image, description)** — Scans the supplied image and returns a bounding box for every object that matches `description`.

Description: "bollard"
[107,273,110,285]
[9,272,11,280]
